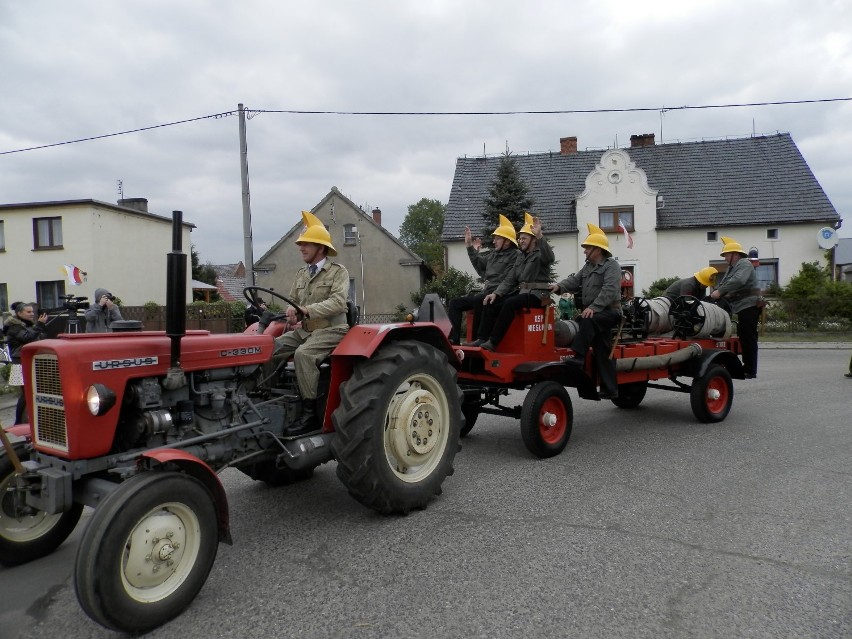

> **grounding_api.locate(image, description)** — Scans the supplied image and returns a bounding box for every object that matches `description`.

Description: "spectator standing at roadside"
[710,236,760,378]
[4,302,48,423]
[84,288,123,333]
[447,215,519,345]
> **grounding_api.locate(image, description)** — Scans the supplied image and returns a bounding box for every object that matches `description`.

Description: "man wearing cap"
[710,236,760,378]
[84,287,123,333]
[663,266,718,302]
[447,214,519,345]
[549,223,622,399]
[271,211,351,435]
[477,213,555,350]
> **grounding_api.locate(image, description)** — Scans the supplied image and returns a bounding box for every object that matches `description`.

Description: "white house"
[443,133,841,296]
[0,198,195,311]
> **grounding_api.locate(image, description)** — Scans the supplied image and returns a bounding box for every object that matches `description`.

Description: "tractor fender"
[693,348,746,380]
[333,322,457,365]
[140,449,232,545]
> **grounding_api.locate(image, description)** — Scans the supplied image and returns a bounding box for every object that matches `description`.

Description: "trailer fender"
[694,349,746,380]
[140,449,232,545]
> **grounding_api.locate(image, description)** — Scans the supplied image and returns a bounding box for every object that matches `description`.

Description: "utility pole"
[238,103,255,287]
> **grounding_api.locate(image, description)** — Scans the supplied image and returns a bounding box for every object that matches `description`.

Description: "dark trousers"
[448,293,487,343]
[484,293,544,346]
[572,308,621,395]
[737,305,760,376]
[15,393,27,425]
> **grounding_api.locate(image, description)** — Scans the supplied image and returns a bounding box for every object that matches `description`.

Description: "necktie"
[309,264,317,277]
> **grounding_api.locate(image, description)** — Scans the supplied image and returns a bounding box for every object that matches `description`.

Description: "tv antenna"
[117,179,124,199]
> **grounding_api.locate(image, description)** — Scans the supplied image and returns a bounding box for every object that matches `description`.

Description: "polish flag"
[63,264,84,286]
[619,221,634,249]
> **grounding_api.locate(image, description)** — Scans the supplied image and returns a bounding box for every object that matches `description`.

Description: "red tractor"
[0,212,463,633]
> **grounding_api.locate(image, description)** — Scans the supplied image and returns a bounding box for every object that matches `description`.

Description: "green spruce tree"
[482,150,534,237]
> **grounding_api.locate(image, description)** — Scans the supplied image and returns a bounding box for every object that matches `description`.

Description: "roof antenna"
[117,179,124,200]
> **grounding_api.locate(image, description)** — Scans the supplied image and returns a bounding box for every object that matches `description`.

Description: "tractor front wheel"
[332,340,462,514]
[520,382,573,458]
[690,365,734,423]
[74,471,219,633]
[0,444,83,566]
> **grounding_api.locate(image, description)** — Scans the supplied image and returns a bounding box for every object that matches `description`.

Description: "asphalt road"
[2,347,850,639]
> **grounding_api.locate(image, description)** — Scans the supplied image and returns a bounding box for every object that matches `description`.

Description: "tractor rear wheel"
[690,365,734,423]
[520,381,573,458]
[0,444,83,566]
[75,471,219,633]
[611,380,648,409]
[332,340,462,514]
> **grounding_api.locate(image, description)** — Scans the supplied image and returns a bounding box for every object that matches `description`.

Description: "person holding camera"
[4,302,48,423]
[84,288,123,333]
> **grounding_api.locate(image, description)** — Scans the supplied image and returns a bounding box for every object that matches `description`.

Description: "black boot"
[285,399,318,436]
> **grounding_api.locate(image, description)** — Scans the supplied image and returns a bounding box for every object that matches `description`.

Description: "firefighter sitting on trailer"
[271,210,351,435]
[549,223,622,400]
[663,266,718,302]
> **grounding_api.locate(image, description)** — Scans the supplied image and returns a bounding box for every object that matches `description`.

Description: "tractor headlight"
[86,384,117,416]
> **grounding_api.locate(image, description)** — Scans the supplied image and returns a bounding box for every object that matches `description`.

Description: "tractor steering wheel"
[243,286,305,326]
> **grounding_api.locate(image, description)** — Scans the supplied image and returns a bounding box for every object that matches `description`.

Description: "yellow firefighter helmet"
[694,266,718,287]
[491,214,518,246]
[581,222,610,254]
[296,210,337,257]
[720,236,746,257]
[518,212,536,236]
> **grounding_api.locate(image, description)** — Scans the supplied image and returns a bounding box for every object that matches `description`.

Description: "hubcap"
[121,504,201,602]
[384,376,450,482]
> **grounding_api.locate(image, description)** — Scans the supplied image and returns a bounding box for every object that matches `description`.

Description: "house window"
[0,220,5,251]
[767,228,779,240]
[598,207,634,233]
[34,217,63,249]
[0,283,7,313]
[344,224,358,246]
[706,231,718,243]
[36,280,66,311]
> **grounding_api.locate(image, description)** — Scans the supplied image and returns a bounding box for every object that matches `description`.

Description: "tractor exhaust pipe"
[163,210,187,390]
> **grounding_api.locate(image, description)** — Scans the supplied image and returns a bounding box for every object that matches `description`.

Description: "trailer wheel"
[460,402,479,438]
[520,382,573,458]
[0,444,83,566]
[75,471,219,633]
[611,381,648,409]
[690,365,734,423]
[332,340,462,514]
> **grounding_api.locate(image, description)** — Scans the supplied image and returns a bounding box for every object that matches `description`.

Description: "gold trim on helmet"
[694,266,718,287]
[491,214,518,246]
[581,222,610,253]
[720,236,746,257]
[296,210,337,256]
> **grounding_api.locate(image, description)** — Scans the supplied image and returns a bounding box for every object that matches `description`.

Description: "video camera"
[61,294,90,312]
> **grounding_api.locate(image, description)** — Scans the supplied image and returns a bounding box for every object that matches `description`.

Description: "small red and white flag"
[619,221,634,249]
[63,264,85,286]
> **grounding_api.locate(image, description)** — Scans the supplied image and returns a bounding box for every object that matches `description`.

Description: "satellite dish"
[817,227,838,249]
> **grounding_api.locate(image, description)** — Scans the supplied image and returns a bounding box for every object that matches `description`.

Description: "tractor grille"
[32,355,68,452]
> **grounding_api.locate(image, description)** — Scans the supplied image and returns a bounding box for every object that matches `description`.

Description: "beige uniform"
[273,260,350,399]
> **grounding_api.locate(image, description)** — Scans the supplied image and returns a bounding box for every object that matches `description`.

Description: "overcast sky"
[2,0,850,266]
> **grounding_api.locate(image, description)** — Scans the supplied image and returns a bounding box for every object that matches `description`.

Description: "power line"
[0,111,237,155]
[2,97,849,156]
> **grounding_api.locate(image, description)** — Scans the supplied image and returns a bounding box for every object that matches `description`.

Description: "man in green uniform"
[272,210,350,435]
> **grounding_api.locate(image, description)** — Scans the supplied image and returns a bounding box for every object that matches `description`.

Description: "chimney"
[629,133,656,148]
[560,136,578,155]
[118,197,149,212]
[372,207,382,226]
